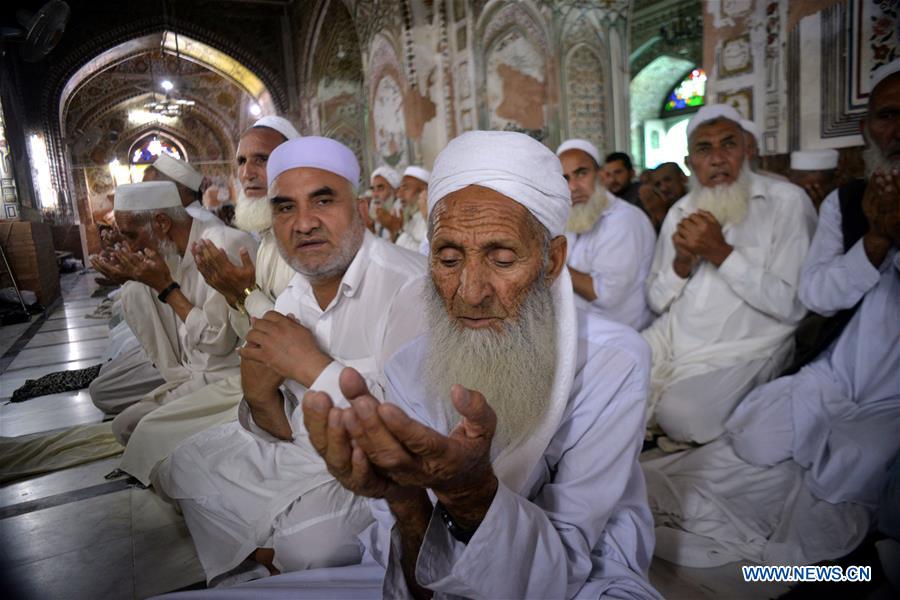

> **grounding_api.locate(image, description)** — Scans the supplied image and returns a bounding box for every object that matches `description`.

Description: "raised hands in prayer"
[90,249,129,285]
[376,206,403,237]
[108,244,175,293]
[192,239,256,307]
[675,210,733,269]
[238,311,331,388]
[862,167,899,265]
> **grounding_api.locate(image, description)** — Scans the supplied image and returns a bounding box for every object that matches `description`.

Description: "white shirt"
[643,174,817,372]
[565,193,656,330]
[395,211,427,252]
[798,188,883,316]
[362,311,660,599]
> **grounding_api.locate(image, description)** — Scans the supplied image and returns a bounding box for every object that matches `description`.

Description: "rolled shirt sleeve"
[798,191,881,316]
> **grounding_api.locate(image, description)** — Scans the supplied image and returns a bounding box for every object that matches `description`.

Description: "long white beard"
[423,277,557,451]
[234,190,273,234]
[689,163,753,226]
[863,143,900,178]
[156,235,182,275]
[567,187,609,234]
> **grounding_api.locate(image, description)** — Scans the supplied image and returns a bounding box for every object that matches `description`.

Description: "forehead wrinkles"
[433,196,532,246]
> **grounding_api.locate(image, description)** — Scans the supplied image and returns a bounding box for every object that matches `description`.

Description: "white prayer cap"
[686,103,744,138]
[403,166,430,184]
[151,153,203,191]
[740,119,763,148]
[428,131,570,237]
[791,149,839,171]
[252,115,300,140]
[266,136,360,188]
[871,58,900,93]
[370,166,401,189]
[114,181,182,212]
[556,139,600,165]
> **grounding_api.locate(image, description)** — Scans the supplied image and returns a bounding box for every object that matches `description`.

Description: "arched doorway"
[642,67,707,174]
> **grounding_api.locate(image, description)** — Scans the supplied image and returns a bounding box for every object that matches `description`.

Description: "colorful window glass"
[662,68,706,114]
[130,134,184,164]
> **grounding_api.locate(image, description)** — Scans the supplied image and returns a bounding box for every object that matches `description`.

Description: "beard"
[423,276,557,451]
[689,162,753,226]
[154,234,182,275]
[863,141,900,178]
[234,189,273,234]
[276,211,365,283]
[567,186,609,234]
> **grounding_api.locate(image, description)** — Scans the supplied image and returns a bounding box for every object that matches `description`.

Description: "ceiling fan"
[0,1,70,62]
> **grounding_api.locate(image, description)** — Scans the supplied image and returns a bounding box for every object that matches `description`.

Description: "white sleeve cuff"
[309,361,348,407]
[244,289,275,320]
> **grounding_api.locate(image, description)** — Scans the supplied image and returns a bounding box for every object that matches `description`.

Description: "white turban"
[152,153,203,191]
[267,136,360,188]
[370,166,401,189]
[115,181,181,212]
[403,166,430,184]
[687,103,744,139]
[791,149,839,171]
[428,131,570,237]
[556,139,600,166]
[253,115,300,140]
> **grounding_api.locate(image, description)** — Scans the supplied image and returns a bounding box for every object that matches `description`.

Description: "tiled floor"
[1,271,204,599]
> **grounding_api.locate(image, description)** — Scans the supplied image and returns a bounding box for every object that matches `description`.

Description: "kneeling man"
[304,131,659,599]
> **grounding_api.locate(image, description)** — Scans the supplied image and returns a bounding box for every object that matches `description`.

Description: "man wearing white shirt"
[557,139,656,330]
[370,165,401,239]
[643,104,816,447]
[395,165,429,252]
[156,136,427,586]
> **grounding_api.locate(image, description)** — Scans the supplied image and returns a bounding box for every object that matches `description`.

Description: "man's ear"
[544,235,568,285]
[154,212,173,236]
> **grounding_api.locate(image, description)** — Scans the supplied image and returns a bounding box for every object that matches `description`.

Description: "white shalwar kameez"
[643,249,900,567]
[121,229,294,485]
[798,188,884,315]
[395,211,427,252]
[156,231,427,582]
[110,217,257,444]
[642,174,817,443]
[565,192,656,330]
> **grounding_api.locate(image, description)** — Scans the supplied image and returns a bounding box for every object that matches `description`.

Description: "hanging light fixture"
[143,30,195,117]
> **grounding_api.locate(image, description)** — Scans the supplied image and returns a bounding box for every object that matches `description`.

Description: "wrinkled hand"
[376,207,403,235]
[112,244,174,292]
[238,311,331,386]
[676,210,732,266]
[90,251,129,284]
[240,352,285,407]
[192,239,256,306]
[865,167,900,238]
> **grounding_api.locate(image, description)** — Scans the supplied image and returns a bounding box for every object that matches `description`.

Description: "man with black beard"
[556,138,656,330]
[297,131,659,599]
[118,116,300,485]
[643,103,817,450]
[92,182,255,445]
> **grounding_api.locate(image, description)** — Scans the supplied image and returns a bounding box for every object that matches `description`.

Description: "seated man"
[788,149,839,212]
[155,136,427,585]
[395,166,429,252]
[371,165,402,239]
[118,116,299,485]
[638,162,688,231]
[144,152,219,221]
[303,131,659,599]
[643,103,816,448]
[93,182,256,444]
[642,190,899,567]
[557,138,656,330]
[601,151,641,205]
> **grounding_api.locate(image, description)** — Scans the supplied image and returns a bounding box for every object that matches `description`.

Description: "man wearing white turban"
[394,165,430,252]
[369,165,402,239]
[118,116,299,485]
[155,136,427,586]
[557,138,656,330]
[90,181,256,445]
[642,104,817,450]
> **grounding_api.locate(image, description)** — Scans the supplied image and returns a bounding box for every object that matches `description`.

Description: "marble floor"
[0,271,885,599]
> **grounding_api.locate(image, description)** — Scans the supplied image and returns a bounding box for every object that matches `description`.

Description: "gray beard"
[276,213,365,283]
[156,235,182,276]
[567,187,609,234]
[688,162,753,226]
[423,277,557,451]
[863,143,900,178]
[234,189,273,234]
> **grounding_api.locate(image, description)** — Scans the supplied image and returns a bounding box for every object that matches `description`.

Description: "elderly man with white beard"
[155,136,427,587]
[395,166,430,252]
[642,103,817,450]
[117,116,300,485]
[370,165,402,239]
[557,138,656,330]
[259,131,658,600]
[91,182,256,445]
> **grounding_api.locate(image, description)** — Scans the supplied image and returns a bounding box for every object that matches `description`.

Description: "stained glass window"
[662,68,706,115]
[129,134,184,164]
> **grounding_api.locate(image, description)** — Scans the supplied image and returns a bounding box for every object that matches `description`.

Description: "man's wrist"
[433,469,498,530]
[707,242,734,267]
[863,231,891,267]
[292,351,333,388]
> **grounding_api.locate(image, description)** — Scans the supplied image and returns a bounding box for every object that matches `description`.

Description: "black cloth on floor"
[10,364,103,403]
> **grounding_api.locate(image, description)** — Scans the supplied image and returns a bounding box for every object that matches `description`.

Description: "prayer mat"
[10,363,103,403]
[0,422,123,483]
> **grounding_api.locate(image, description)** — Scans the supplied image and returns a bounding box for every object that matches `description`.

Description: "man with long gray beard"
[92,181,256,445]
[155,136,426,587]
[643,103,817,450]
[641,64,900,567]
[117,116,299,485]
[557,138,656,330]
[274,131,658,599]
